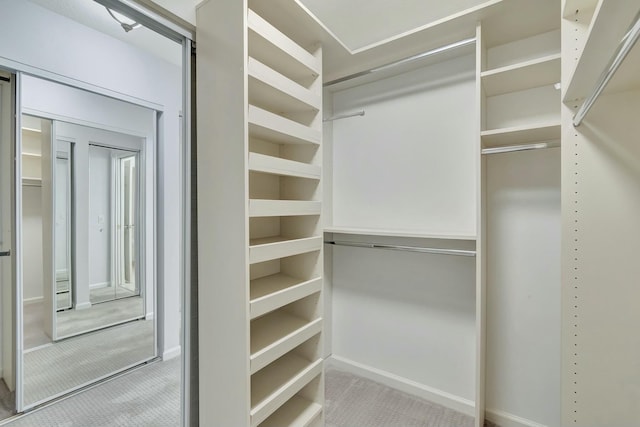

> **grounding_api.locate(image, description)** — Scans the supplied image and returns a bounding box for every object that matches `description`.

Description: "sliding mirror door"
[21,112,154,408]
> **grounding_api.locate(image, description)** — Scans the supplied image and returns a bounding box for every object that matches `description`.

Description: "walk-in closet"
[194,0,640,426]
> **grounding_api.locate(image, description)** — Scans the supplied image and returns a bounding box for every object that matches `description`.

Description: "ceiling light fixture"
[105,7,142,33]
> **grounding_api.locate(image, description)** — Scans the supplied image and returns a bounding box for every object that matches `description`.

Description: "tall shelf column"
[197,1,324,426]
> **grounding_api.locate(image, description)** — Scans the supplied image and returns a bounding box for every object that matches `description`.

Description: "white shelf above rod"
[324,37,476,87]
[324,240,476,257]
[573,9,640,127]
[323,110,365,122]
[482,140,560,155]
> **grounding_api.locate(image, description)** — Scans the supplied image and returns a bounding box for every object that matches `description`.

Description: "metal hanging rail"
[573,10,640,127]
[324,37,476,87]
[324,240,476,257]
[482,141,560,155]
[323,110,365,122]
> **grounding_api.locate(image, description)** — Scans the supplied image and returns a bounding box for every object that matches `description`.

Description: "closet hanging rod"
[325,240,476,257]
[573,10,640,127]
[324,37,476,87]
[323,110,365,122]
[482,141,560,155]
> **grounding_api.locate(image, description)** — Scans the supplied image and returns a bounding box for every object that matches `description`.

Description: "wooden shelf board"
[564,0,640,101]
[251,312,322,374]
[249,199,321,217]
[249,236,322,264]
[248,152,321,180]
[21,127,41,134]
[249,57,320,114]
[481,122,561,148]
[250,354,322,427]
[324,226,476,241]
[248,9,320,83]
[21,152,42,158]
[259,395,322,427]
[481,54,561,96]
[251,274,322,320]
[248,105,321,146]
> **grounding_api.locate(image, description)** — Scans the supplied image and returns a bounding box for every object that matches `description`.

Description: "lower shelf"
[259,395,322,427]
[250,274,322,319]
[251,354,323,427]
[249,236,322,264]
[251,312,322,374]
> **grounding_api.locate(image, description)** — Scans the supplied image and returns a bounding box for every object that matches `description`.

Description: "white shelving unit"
[197,1,324,425]
[561,1,640,425]
[478,3,562,426]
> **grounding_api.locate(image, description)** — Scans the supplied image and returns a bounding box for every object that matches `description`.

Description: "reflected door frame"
[110,149,141,300]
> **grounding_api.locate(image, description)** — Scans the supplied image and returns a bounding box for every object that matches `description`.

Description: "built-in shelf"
[324,226,476,241]
[564,0,640,101]
[481,122,561,148]
[482,54,561,96]
[249,153,321,180]
[248,105,321,146]
[251,312,322,374]
[259,395,322,427]
[21,177,42,186]
[21,127,41,135]
[249,200,321,217]
[21,152,42,158]
[248,57,320,113]
[250,274,322,320]
[250,353,322,427]
[249,236,322,264]
[247,9,320,83]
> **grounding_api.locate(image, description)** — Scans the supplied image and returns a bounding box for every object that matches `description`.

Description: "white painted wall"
[331,54,477,235]
[88,146,112,288]
[485,148,561,426]
[0,0,183,357]
[327,55,478,411]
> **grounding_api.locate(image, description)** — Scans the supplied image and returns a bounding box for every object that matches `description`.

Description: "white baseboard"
[23,296,43,305]
[327,355,475,416]
[89,282,110,289]
[75,301,92,310]
[485,408,548,427]
[162,346,181,361]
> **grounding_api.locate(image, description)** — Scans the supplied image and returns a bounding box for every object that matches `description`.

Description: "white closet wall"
[325,53,479,413]
[331,55,477,235]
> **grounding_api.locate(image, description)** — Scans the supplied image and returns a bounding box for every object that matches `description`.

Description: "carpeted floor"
[5,358,180,427]
[326,367,478,427]
[24,319,154,407]
[24,297,145,349]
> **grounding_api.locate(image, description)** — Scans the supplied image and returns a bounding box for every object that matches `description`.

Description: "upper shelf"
[248,105,321,146]
[481,122,561,148]
[248,57,321,113]
[564,0,640,101]
[248,8,320,84]
[248,153,321,180]
[482,54,561,97]
[324,226,476,241]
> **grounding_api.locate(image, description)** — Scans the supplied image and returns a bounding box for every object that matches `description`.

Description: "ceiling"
[297,0,490,52]
[26,0,182,67]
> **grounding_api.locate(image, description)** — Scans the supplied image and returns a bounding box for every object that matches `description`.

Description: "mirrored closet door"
[20,110,155,409]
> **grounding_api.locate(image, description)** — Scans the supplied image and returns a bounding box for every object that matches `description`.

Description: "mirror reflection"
[21,113,154,407]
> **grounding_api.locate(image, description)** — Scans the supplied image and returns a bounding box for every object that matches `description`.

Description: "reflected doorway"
[88,146,140,306]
